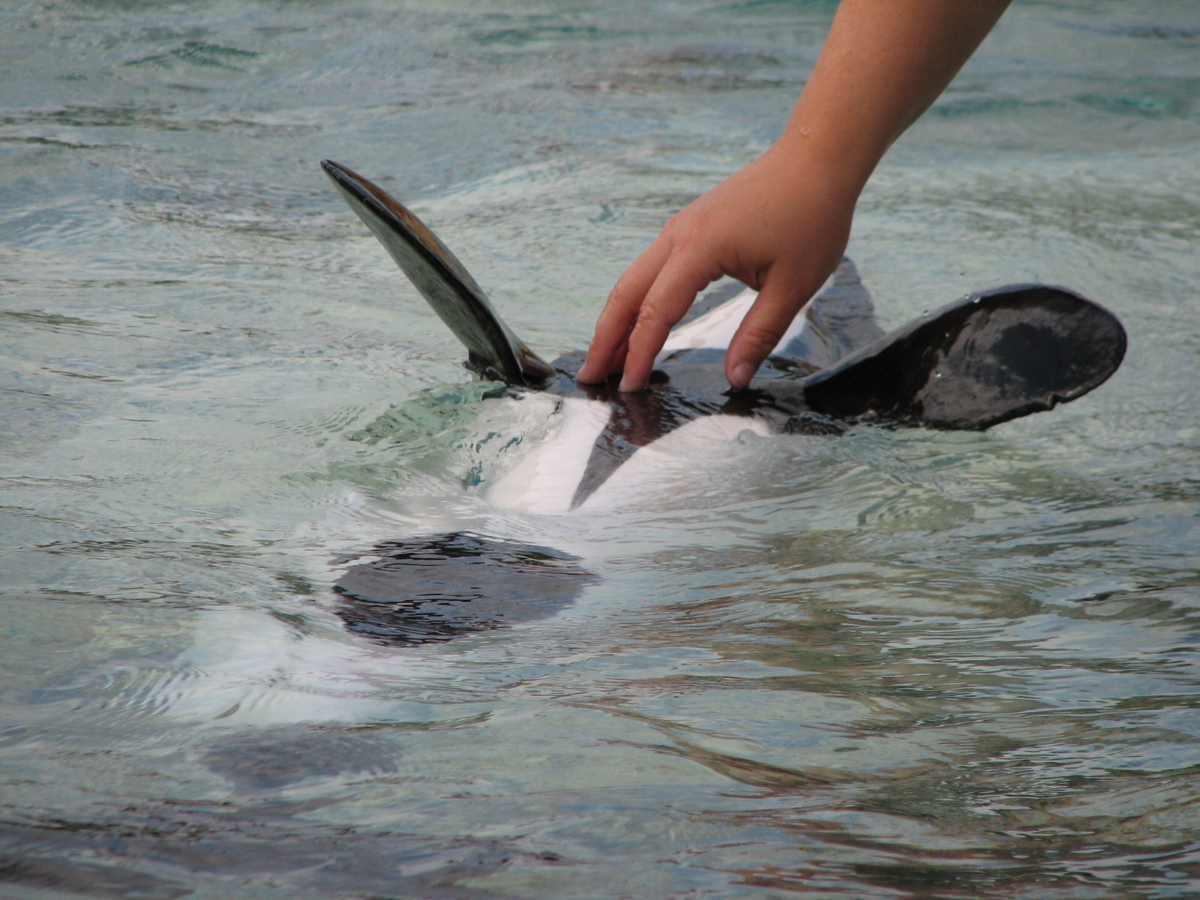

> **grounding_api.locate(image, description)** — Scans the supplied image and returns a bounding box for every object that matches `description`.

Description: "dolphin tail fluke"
[799,285,1126,430]
[322,160,553,387]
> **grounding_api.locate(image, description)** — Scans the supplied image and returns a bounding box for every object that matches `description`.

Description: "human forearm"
[781,0,1012,194]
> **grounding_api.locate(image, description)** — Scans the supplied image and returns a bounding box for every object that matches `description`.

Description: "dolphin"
[320,159,1126,644]
[321,159,1126,511]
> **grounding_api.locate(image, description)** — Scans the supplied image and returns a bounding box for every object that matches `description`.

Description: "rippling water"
[2,1,1198,897]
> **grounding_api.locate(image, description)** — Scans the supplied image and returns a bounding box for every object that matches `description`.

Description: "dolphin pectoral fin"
[321,160,553,387]
[333,534,596,645]
[799,285,1126,430]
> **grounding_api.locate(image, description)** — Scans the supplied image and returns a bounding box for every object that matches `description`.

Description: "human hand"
[576,0,1012,393]
[576,136,858,391]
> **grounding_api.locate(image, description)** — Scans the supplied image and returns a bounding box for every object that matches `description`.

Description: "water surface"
[2,1,1199,897]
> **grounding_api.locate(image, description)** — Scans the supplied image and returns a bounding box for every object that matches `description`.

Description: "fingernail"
[731,362,754,389]
[618,376,641,393]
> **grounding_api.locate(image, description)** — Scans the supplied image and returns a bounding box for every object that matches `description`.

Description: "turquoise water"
[2,1,1199,897]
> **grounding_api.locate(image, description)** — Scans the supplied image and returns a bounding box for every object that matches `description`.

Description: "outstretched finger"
[578,239,672,383]
[618,253,719,391]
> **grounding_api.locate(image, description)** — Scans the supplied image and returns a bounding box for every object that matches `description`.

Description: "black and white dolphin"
[319,159,1128,644]
[321,159,1125,512]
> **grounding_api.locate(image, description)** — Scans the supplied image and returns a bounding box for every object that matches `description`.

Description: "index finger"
[577,238,672,384]
[618,251,718,391]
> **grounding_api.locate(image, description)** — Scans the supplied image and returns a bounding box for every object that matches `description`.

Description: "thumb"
[726,273,817,389]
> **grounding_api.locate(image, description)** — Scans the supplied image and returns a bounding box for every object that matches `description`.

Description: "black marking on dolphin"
[321,159,1126,511]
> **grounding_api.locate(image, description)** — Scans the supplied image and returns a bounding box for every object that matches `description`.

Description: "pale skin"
[577,0,1013,392]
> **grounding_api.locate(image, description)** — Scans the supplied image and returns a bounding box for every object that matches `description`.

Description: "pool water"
[2,1,1198,897]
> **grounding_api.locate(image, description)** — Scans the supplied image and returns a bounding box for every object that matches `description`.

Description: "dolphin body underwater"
[320,160,1126,646]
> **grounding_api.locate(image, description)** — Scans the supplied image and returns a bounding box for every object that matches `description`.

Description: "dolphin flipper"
[334,534,596,645]
[799,285,1127,430]
[322,160,553,386]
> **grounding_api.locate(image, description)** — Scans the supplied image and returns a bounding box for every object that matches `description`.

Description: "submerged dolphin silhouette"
[321,159,1126,510]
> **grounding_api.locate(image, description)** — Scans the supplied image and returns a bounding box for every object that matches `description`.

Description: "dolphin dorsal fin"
[322,160,553,387]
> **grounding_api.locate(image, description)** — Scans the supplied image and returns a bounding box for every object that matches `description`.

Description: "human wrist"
[769,123,878,204]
